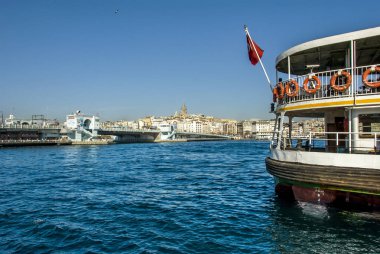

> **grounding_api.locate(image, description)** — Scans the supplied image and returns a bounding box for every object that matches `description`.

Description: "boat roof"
[276,26,380,75]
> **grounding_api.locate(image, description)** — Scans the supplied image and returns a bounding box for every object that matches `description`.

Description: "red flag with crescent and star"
[246,33,264,65]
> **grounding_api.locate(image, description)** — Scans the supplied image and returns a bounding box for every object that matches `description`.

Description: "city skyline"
[2,103,325,140]
[1,1,378,121]
[1,103,267,123]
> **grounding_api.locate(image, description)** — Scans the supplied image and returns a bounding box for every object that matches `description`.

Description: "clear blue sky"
[1,0,379,121]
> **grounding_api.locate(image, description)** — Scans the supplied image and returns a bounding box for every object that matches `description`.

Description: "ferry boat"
[265,27,380,209]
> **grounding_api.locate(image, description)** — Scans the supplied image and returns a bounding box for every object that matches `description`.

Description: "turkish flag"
[246,34,264,65]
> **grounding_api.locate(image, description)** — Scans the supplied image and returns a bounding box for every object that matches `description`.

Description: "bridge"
[160,130,231,142]
[0,126,232,146]
[98,128,231,142]
[98,127,160,143]
[0,127,61,139]
[0,127,68,147]
[0,126,160,145]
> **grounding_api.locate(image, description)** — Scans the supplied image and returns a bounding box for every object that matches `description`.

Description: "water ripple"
[0,141,379,253]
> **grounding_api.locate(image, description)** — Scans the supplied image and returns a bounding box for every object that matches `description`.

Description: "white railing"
[355,64,380,96]
[277,64,380,105]
[272,131,380,154]
[0,139,61,143]
[0,125,61,130]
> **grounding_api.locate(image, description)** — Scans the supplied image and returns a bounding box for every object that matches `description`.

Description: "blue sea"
[0,141,379,253]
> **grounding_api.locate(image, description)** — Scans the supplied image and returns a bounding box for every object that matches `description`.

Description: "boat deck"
[275,64,380,113]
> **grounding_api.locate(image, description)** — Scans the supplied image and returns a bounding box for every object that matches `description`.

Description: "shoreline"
[0,138,270,148]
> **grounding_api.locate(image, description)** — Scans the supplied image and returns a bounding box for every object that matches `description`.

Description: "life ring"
[273,82,285,100]
[330,70,352,91]
[362,66,380,88]
[285,80,299,97]
[303,75,321,94]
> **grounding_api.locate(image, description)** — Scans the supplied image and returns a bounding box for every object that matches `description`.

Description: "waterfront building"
[242,120,254,138]
[65,111,99,131]
[96,103,324,139]
[237,121,244,137]
[208,121,224,135]
[98,104,325,140]
[150,117,166,130]
[141,117,153,129]
[190,121,203,133]
[175,120,191,132]
[252,119,276,140]
[221,120,237,136]
[64,111,100,141]
[202,121,211,134]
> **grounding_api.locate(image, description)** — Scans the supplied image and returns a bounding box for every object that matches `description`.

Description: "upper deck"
[274,27,380,115]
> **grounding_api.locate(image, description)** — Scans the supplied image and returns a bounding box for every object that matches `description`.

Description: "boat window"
[358,114,380,138]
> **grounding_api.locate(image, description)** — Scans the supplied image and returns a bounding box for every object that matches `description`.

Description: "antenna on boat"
[244,25,273,91]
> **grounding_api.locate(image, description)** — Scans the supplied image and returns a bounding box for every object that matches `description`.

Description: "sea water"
[0,141,379,253]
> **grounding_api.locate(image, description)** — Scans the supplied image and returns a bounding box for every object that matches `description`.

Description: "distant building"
[65,111,99,131]
[64,111,100,141]
[96,104,325,139]
[242,120,254,138]
[223,121,237,135]
[252,119,276,140]
[237,121,244,137]
[190,121,203,133]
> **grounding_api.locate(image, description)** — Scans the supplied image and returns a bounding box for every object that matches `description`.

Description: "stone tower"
[180,103,188,117]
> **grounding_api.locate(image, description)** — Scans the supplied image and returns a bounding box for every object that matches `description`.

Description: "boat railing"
[271,131,380,154]
[277,64,380,105]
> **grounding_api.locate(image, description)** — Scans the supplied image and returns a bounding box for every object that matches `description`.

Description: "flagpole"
[244,25,273,90]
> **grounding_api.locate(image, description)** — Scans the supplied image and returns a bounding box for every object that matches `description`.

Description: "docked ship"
[265,27,380,209]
